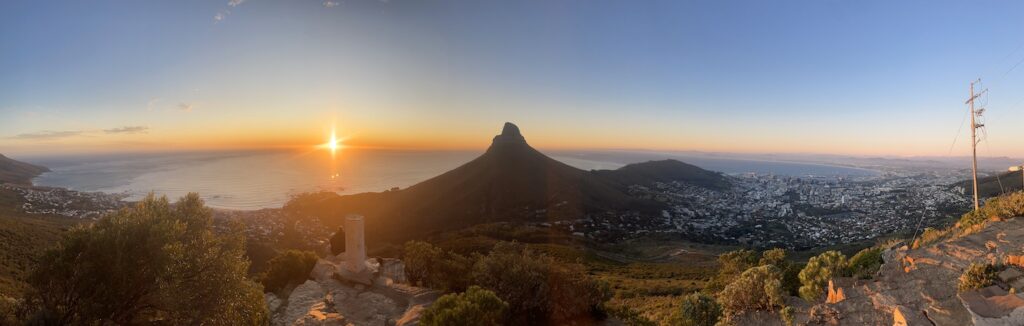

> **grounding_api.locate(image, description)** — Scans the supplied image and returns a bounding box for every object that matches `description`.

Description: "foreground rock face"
[801,218,1024,325]
[269,255,439,326]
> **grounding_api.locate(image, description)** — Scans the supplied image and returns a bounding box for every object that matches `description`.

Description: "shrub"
[260,250,319,294]
[421,286,509,326]
[759,248,787,268]
[472,242,609,324]
[959,263,1001,292]
[704,249,759,294]
[798,251,847,302]
[677,293,721,326]
[717,265,784,316]
[847,247,883,279]
[27,194,268,325]
[912,227,951,249]
[780,306,795,326]
[403,241,473,292]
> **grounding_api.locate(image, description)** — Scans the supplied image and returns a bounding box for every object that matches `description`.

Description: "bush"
[798,251,847,302]
[912,227,951,249]
[780,306,795,326]
[959,263,1001,292]
[703,249,759,294]
[260,250,319,294]
[26,193,268,325]
[422,286,509,326]
[717,265,784,316]
[759,248,787,268]
[404,241,473,292]
[847,247,883,279]
[676,293,721,326]
[472,242,609,324]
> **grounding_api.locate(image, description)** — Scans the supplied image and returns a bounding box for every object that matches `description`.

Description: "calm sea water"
[28,149,877,210]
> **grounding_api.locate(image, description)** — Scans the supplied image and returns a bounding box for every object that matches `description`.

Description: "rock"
[1008,255,1024,268]
[278,280,326,326]
[826,279,846,304]
[808,304,840,325]
[492,122,527,144]
[395,304,426,326]
[999,268,1023,283]
[311,260,340,282]
[266,293,283,314]
[892,306,909,326]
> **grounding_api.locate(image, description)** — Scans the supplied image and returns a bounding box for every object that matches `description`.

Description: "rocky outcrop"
[797,218,1024,325]
[826,280,845,304]
[269,255,439,326]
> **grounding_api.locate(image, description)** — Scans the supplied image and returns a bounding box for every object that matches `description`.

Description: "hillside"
[298,123,728,244]
[960,170,1024,199]
[0,154,48,185]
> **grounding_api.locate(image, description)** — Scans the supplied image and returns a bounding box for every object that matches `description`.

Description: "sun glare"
[321,129,344,156]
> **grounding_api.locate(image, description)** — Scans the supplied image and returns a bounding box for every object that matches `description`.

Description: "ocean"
[27,149,878,210]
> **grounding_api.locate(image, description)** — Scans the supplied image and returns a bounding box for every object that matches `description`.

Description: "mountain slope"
[0,154,48,185]
[307,123,728,243]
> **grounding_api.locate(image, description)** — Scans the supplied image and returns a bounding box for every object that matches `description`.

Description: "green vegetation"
[915,191,1024,249]
[0,188,79,298]
[404,240,610,325]
[780,306,795,326]
[21,193,268,325]
[847,247,884,279]
[959,262,1001,292]
[798,250,848,302]
[675,293,721,326]
[717,265,785,316]
[422,286,509,326]
[259,249,319,295]
[703,249,759,294]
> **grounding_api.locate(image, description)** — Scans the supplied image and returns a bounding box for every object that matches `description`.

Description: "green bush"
[260,249,319,294]
[403,241,473,292]
[798,251,847,302]
[421,286,509,326]
[780,306,795,326]
[759,248,787,268]
[717,265,784,316]
[676,293,721,326]
[847,247,883,279]
[959,263,1001,292]
[26,193,268,325]
[472,242,610,324]
[703,249,759,294]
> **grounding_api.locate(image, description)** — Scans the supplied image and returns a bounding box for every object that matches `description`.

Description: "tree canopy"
[26,193,269,325]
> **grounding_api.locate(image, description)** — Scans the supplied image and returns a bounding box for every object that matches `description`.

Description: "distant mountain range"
[295,123,728,244]
[0,154,48,185]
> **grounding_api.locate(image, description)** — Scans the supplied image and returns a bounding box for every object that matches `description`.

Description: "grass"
[0,187,80,298]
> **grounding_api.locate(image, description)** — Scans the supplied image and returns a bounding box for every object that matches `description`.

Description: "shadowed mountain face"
[308,123,728,243]
[0,154,49,185]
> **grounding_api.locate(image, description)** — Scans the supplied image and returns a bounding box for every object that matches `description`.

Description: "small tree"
[260,250,320,294]
[27,194,268,325]
[717,265,785,316]
[847,247,883,279]
[704,249,759,294]
[421,286,509,326]
[959,263,1000,292]
[677,293,721,326]
[798,251,847,302]
[403,241,473,292]
[759,248,787,268]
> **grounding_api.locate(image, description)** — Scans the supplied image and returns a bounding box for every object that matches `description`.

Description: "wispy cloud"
[323,1,340,8]
[214,10,230,22]
[10,130,84,140]
[177,103,194,112]
[104,126,149,134]
[228,0,247,7]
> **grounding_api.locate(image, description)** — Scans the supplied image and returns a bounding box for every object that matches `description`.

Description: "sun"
[321,129,344,155]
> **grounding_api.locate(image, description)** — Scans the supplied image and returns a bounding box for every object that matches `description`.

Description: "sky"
[2,0,1024,157]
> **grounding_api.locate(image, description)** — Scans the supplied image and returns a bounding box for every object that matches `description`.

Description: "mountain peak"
[492,122,527,145]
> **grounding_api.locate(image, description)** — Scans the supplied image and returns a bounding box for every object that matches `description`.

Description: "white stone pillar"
[345,214,366,273]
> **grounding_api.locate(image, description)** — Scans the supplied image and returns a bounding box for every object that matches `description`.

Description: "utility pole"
[965,79,988,211]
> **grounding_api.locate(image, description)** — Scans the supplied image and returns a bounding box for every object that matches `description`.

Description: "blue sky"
[2,0,1024,156]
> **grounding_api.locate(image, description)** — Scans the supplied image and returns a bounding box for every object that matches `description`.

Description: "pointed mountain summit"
[491,122,527,145]
[312,123,728,243]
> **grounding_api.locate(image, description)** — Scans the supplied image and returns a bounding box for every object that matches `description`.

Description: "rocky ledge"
[267,255,439,326]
